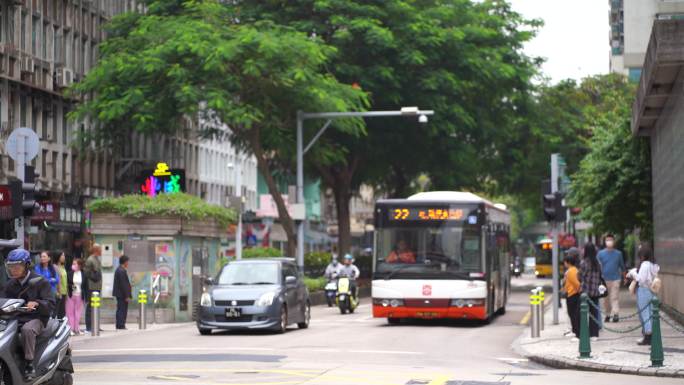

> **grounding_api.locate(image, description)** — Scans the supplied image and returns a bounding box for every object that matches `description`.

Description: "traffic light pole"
[14,136,26,248]
[550,154,560,325]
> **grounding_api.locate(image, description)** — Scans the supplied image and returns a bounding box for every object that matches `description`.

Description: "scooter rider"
[338,254,360,298]
[1,248,55,379]
[324,257,341,280]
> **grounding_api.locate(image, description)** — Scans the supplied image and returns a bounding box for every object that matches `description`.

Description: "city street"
[70,290,680,385]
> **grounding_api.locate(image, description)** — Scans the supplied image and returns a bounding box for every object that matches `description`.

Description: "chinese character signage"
[32,201,60,221]
[139,163,186,197]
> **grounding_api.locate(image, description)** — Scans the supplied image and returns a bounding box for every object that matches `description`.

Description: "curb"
[512,330,684,379]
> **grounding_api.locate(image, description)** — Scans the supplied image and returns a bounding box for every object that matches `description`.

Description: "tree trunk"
[249,130,297,257]
[334,180,353,255]
[315,156,359,256]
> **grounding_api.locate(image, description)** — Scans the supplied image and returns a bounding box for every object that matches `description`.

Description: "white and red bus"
[372,191,511,324]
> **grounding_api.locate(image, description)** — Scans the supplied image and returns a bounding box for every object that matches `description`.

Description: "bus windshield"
[375,226,482,278]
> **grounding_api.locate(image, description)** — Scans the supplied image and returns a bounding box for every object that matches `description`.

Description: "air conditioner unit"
[20,56,35,73]
[56,68,73,88]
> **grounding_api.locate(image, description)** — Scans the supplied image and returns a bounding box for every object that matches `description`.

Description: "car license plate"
[225,307,242,318]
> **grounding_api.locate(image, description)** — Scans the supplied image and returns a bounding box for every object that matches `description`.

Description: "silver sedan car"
[197,258,311,334]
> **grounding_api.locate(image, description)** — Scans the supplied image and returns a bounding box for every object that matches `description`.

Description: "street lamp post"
[295,107,434,269]
[228,150,243,260]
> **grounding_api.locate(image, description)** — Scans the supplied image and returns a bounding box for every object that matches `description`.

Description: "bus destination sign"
[390,207,465,221]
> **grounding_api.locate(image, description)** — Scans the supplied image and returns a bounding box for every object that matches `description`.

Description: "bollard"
[651,297,664,367]
[579,293,591,358]
[530,289,540,338]
[537,287,545,331]
[138,290,148,330]
[91,291,101,337]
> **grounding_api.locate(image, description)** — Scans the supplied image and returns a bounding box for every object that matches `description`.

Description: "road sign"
[6,127,39,162]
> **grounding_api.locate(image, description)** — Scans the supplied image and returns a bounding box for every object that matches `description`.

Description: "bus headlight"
[451,299,485,308]
[373,298,404,307]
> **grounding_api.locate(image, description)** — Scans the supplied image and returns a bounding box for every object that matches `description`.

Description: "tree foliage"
[238,0,541,253]
[568,78,652,239]
[70,1,368,256]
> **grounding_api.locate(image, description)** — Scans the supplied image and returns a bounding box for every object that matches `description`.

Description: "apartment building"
[0,1,257,253]
[610,0,684,80]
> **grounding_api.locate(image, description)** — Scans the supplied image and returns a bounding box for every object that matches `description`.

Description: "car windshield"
[218,262,279,285]
[375,226,481,277]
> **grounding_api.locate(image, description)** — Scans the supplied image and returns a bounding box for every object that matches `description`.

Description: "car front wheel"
[199,328,212,336]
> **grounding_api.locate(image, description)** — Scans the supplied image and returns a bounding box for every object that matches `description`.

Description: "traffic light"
[10,166,38,218]
[542,192,566,222]
[22,166,38,217]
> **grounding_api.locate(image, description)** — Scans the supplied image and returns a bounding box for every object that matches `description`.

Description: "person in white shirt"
[66,258,86,336]
[626,244,660,346]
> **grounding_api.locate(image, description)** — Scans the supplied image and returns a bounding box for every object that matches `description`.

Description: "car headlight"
[256,292,277,307]
[200,292,212,307]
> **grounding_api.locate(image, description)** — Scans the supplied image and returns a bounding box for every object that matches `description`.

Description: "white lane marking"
[349,349,424,355]
[496,357,529,363]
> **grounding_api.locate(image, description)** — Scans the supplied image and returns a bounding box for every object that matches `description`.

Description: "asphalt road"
[70,289,680,385]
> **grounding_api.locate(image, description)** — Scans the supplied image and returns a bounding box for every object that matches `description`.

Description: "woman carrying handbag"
[626,244,661,346]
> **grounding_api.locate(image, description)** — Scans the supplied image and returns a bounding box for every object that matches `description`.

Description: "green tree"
[569,80,652,240]
[240,0,541,254]
[69,1,367,257]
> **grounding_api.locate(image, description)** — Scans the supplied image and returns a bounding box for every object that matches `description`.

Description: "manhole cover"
[406,380,430,385]
[492,372,543,377]
[148,375,200,381]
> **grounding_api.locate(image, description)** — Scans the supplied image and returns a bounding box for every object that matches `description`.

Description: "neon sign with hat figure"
[140,163,186,197]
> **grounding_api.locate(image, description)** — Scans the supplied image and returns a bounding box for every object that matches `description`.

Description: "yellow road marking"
[427,375,451,385]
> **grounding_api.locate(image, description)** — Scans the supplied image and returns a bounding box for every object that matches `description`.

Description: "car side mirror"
[285,276,297,285]
[203,277,215,286]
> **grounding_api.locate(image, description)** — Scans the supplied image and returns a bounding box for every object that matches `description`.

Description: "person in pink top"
[65,258,85,335]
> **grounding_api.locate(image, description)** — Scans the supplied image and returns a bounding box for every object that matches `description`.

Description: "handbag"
[598,277,609,298]
[650,277,662,294]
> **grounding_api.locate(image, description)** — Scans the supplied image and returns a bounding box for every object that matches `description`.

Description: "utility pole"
[231,149,243,260]
[550,153,560,325]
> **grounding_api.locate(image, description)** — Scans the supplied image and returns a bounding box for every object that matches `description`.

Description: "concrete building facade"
[0,1,257,253]
[632,19,684,316]
[610,0,684,81]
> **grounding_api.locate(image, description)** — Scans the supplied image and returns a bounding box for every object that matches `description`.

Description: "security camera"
[418,114,428,124]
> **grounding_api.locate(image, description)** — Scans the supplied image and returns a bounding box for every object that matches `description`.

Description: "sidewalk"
[514,290,684,378]
[70,322,192,344]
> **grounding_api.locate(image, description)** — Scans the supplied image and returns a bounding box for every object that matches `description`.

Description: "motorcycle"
[0,297,73,385]
[511,256,522,278]
[336,276,359,314]
[324,280,337,307]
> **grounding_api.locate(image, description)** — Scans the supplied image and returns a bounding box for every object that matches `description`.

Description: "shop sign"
[32,201,60,221]
[139,163,186,197]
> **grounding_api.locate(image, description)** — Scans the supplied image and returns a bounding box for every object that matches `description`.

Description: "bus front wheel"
[387,318,401,325]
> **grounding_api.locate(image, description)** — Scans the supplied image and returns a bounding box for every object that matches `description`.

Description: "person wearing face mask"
[597,234,625,323]
[66,258,86,336]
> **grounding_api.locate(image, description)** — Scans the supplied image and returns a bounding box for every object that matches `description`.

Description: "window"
[62,108,68,145]
[52,151,58,179]
[20,95,27,127]
[41,149,47,178]
[32,16,38,55]
[62,153,68,182]
[20,11,26,51]
[42,109,47,139]
[8,8,15,46]
[55,31,62,63]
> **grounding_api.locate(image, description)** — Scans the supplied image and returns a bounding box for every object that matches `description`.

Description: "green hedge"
[88,193,236,227]
[305,251,332,276]
[242,247,283,259]
[304,276,327,292]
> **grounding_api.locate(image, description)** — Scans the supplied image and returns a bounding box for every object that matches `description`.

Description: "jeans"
[637,286,654,335]
[115,297,129,329]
